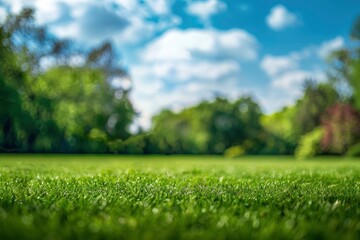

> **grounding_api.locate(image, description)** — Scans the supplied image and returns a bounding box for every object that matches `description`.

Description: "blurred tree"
[295,127,324,159]
[150,97,265,154]
[349,59,360,109]
[151,110,198,154]
[261,81,339,155]
[294,81,340,135]
[33,66,134,152]
[0,8,72,152]
[351,15,360,40]
[0,26,32,151]
[3,8,72,72]
[328,15,360,109]
[261,106,298,154]
[321,103,360,154]
[0,8,135,153]
[86,41,126,79]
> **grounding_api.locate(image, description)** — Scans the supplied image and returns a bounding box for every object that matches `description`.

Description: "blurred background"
[0,0,359,158]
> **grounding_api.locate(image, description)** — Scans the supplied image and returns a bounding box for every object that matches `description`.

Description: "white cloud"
[130,59,242,127]
[272,70,325,94]
[130,27,259,129]
[142,28,259,62]
[260,55,298,77]
[114,16,156,45]
[2,0,180,46]
[173,61,240,81]
[259,38,340,112]
[0,7,7,24]
[132,60,240,83]
[32,1,66,25]
[254,69,326,115]
[318,36,345,58]
[130,78,245,129]
[260,36,347,85]
[3,0,89,23]
[1,0,28,14]
[260,46,313,78]
[146,0,171,15]
[266,4,299,31]
[186,0,226,23]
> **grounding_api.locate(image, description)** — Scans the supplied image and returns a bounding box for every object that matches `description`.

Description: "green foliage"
[258,133,294,155]
[0,25,35,151]
[0,9,134,153]
[294,81,339,136]
[0,155,359,240]
[295,128,324,159]
[151,110,201,154]
[351,15,360,40]
[117,134,147,154]
[224,145,245,158]
[350,60,360,109]
[328,15,360,105]
[346,142,360,157]
[261,106,298,153]
[321,104,360,154]
[151,97,265,154]
[31,67,134,152]
[262,82,339,156]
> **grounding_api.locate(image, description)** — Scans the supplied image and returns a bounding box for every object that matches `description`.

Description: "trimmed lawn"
[0,155,359,239]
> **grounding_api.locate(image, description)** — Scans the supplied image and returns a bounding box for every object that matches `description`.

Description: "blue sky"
[1,0,359,129]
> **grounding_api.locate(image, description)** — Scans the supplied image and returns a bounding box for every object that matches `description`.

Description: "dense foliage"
[0,9,135,153]
[150,97,265,154]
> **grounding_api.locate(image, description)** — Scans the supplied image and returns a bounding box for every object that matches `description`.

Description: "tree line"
[1,9,360,158]
[0,9,135,153]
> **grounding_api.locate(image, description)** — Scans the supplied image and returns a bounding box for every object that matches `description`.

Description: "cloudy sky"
[0,0,359,129]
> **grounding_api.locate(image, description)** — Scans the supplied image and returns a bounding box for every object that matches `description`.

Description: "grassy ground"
[0,155,359,240]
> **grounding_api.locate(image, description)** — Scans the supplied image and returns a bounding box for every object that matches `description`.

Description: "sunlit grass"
[0,155,359,239]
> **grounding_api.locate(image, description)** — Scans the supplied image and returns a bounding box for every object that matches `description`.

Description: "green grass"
[0,155,359,240]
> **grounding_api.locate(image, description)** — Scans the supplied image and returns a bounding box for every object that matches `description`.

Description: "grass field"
[0,155,359,240]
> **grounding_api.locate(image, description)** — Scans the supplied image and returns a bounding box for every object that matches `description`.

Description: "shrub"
[116,134,147,154]
[295,128,324,159]
[224,145,245,158]
[321,104,360,154]
[346,142,360,157]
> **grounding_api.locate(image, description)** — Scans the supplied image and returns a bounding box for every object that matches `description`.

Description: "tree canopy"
[0,8,134,153]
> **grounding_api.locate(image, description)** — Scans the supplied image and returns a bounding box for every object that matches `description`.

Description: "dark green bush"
[346,142,360,157]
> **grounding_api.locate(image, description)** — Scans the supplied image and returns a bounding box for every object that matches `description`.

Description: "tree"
[3,8,72,73]
[0,8,135,153]
[328,15,360,109]
[261,105,299,154]
[150,97,266,154]
[33,66,134,152]
[321,103,360,154]
[294,81,339,135]
[0,19,37,152]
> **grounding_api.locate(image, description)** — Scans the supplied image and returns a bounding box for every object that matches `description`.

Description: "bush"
[295,128,324,159]
[259,133,296,155]
[346,143,360,157]
[224,145,245,158]
[116,134,147,154]
[321,103,360,154]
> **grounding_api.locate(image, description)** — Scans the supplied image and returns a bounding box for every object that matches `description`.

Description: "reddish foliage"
[321,103,360,154]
